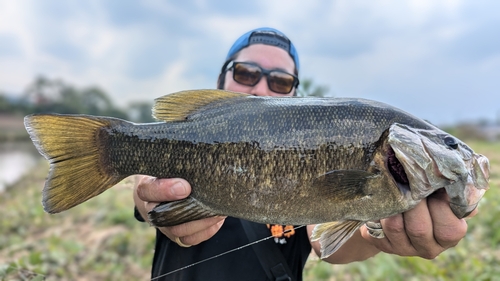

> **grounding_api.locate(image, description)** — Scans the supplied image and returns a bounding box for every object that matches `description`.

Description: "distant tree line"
[2,76,497,141]
[296,78,330,97]
[0,76,156,122]
[0,76,331,122]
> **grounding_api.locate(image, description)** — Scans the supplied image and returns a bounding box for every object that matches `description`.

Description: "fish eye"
[444,136,458,149]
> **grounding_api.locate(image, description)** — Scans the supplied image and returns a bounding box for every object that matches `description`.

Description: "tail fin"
[24,114,127,213]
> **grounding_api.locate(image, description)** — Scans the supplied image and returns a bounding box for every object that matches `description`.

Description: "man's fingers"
[427,191,468,249]
[400,199,443,259]
[180,218,226,246]
[136,176,191,202]
[362,189,473,259]
[362,213,418,256]
[362,200,439,258]
[133,175,225,246]
[166,216,227,238]
[161,216,227,246]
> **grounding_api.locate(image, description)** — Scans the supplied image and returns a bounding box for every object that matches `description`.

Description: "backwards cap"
[225,27,300,72]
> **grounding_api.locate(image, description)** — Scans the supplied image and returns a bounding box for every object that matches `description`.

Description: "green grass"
[0,141,498,280]
[0,163,155,280]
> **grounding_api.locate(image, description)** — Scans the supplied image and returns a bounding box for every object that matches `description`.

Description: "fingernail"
[145,202,158,212]
[171,181,187,197]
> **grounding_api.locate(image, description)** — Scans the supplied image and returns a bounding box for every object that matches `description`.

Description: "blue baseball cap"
[225,27,300,72]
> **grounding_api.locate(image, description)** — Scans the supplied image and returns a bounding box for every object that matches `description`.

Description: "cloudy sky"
[0,0,499,125]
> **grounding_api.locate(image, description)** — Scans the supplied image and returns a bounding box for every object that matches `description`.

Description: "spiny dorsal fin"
[152,89,246,122]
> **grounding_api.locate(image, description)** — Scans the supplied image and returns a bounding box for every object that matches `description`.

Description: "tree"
[20,76,129,118]
[0,94,14,113]
[128,101,155,123]
[296,78,330,98]
[81,87,113,116]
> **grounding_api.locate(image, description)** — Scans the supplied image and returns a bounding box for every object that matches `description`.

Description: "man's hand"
[312,189,477,264]
[360,189,475,259]
[133,176,226,246]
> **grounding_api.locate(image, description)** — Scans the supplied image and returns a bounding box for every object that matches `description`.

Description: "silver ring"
[366,221,385,239]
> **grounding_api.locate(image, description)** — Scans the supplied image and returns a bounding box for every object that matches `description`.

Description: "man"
[133,27,474,281]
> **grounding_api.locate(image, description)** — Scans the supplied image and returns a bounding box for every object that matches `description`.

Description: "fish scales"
[101,97,430,224]
[23,89,490,258]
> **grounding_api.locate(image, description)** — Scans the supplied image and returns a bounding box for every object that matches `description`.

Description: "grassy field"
[0,141,498,280]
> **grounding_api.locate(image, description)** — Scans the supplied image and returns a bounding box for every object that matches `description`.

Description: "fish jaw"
[387,124,453,201]
[387,123,490,218]
[445,153,489,218]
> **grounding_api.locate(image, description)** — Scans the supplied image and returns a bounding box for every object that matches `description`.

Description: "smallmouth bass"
[24,89,490,258]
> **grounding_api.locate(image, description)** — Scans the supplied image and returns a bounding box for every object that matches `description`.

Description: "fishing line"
[151,225,305,280]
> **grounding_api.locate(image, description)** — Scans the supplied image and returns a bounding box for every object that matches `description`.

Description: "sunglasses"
[226,61,299,94]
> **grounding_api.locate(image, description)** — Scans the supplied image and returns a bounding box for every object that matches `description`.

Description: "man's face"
[223,44,297,97]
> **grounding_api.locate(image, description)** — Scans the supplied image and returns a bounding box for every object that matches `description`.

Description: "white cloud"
[0,0,498,124]
[0,0,38,59]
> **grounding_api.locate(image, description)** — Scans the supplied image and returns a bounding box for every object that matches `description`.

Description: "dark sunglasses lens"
[233,63,262,86]
[268,72,295,94]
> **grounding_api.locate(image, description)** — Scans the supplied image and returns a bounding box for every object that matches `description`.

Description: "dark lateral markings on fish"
[23,89,490,259]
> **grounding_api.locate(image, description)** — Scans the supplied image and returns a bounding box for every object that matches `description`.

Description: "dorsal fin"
[152,89,246,122]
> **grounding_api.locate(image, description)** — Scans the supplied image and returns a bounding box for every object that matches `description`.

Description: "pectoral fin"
[313,170,378,200]
[311,220,364,259]
[148,197,219,227]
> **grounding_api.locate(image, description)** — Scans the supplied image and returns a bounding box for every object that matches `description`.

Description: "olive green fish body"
[24,89,490,258]
[101,96,431,224]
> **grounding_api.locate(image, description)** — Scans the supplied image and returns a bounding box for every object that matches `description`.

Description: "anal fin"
[148,197,219,227]
[311,220,364,259]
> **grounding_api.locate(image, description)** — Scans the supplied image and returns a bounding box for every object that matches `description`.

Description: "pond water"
[0,141,42,192]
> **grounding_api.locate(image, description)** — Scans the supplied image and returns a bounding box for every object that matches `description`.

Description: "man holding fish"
[132,28,480,280]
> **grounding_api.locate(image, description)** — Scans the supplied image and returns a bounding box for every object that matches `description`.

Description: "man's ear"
[217,73,225,90]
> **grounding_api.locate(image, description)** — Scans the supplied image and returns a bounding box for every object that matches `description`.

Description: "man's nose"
[249,77,272,96]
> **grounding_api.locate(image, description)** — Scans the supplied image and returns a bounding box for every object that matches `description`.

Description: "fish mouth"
[450,201,478,218]
[444,153,490,218]
[386,146,411,194]
[386,123,490,218]
[387,145,478,217]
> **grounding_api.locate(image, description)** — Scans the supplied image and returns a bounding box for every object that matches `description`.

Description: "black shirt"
[136,209,311,281]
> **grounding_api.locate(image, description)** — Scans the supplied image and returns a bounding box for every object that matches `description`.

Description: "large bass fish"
[24,90,490,258]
